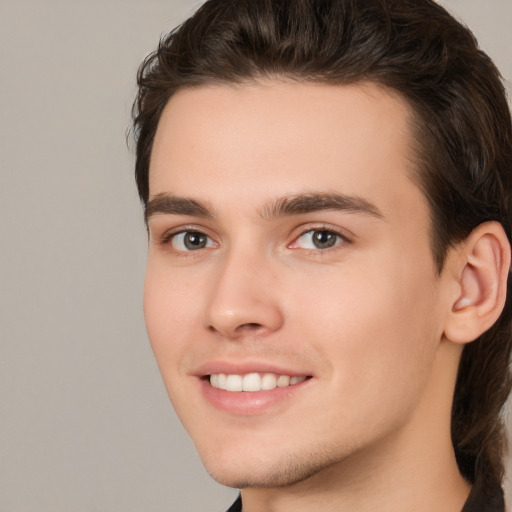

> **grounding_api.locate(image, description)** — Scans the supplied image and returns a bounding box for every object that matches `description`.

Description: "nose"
[204,248,285,339]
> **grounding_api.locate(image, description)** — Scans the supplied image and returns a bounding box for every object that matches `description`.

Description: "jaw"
[179,343,465,508]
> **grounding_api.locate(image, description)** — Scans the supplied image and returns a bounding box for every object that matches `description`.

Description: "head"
[132,0,512,497]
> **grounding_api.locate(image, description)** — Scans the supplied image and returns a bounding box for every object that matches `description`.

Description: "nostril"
[207,321,264,337]
[238,322,264,331]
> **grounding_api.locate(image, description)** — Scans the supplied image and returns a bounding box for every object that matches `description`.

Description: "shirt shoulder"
[224,484,505,512]
[225,495,242,512]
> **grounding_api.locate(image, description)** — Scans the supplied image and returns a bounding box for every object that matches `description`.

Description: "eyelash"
[158,225,351,256]
[290,227,350,252]
[159,228,217,255]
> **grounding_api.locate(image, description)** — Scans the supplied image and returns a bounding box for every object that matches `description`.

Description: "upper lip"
[194,360,313,378]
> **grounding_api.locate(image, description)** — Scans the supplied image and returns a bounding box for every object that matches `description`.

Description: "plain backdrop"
[1,1,511,511]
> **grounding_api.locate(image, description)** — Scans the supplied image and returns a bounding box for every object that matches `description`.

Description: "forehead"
[149,80,423,223]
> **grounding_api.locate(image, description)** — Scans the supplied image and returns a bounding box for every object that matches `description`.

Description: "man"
[132,1,512,510]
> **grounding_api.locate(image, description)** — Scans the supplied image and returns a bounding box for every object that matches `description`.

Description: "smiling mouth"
[208,372,310,392]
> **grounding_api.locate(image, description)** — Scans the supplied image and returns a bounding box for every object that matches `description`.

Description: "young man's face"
[144,81,457,488]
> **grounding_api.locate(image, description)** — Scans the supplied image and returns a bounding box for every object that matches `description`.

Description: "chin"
[202,449,343,489]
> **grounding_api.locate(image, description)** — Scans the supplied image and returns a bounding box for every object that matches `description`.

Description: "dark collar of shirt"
[225,495,242,512]
[225,485,505,512]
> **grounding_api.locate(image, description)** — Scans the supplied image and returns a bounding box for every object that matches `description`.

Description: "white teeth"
[210,374,219,388]
[209,372,308,392]
[277,375,290,387]
[225,374,243,392]
[261,373,277,390]
[242,373,261,392]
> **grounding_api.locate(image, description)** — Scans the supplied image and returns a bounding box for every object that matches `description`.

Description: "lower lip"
[199,378,312,415]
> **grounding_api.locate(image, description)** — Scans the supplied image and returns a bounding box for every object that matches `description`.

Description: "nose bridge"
[205,240,284,338]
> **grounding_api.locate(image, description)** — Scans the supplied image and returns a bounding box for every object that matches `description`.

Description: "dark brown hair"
[132,0,512,497]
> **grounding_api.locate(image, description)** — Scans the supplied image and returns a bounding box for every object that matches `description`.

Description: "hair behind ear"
[445,222,512,491]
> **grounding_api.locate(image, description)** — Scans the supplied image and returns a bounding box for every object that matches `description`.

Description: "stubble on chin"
[205,448,349,490]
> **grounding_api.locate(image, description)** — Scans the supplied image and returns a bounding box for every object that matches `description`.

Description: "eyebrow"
[145,191,384,224]
[259,192,384,221]
[145,193,215,224]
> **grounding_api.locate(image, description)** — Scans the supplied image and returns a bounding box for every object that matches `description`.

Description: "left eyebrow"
[259,192,385,221]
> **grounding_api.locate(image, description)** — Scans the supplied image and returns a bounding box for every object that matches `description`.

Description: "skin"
[144,81,472,512]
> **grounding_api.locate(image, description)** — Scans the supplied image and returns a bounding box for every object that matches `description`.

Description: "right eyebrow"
[145,193,215,225]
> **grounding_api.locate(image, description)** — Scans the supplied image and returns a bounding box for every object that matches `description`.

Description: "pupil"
[313,231,336,249]
[184,232,206,250]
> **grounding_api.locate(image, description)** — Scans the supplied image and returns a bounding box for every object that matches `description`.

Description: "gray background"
[0,1,510,511]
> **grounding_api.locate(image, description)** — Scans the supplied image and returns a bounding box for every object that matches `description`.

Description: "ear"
[443,222,511,344]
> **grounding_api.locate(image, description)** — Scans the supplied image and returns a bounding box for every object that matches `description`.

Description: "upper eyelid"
[292,223,354,242]
[153,224,215,243]
[152,222,354,247]
[158,229,218,257]
[290,229,349,249]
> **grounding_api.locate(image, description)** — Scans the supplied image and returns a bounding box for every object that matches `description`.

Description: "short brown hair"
[132,0,512,497]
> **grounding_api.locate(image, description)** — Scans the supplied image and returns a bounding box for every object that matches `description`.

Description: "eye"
[293,229,346,250]
[170,231,216,251]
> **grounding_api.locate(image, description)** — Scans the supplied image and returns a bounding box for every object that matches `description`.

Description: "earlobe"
[443,222,511,344]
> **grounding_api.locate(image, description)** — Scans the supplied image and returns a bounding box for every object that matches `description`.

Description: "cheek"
[143,261,200,368]
[291,257,440,404]
[143,263,205,422]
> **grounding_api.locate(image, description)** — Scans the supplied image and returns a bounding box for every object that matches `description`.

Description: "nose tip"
[207,300,284,339]
[204,258,284,339]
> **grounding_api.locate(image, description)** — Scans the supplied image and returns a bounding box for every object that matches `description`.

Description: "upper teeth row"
[210,373,306,392]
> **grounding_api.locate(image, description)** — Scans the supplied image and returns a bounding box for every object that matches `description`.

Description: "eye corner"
[148,223,219,257]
